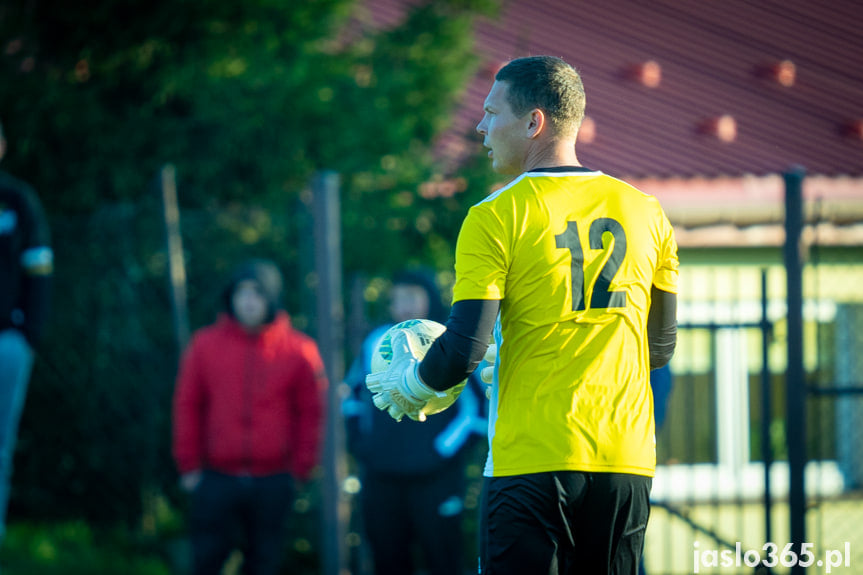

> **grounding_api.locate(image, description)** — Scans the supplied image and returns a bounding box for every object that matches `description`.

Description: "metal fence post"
[313,171,349,575]
[760,269,773,545]
[784,166,806,573]
[159,163,190,354]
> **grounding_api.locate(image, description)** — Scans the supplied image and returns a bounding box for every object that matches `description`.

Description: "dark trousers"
[189,471,295,575]
[479,471,651,575]
[361,462,467,575]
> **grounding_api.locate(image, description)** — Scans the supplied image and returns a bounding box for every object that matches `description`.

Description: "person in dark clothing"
[343,269,486,575]
[0,119,53,543]
[639,364,674,575]
[172,259,326,575]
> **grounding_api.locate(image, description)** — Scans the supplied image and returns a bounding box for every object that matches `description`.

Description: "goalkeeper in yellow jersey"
[366,55,678,574]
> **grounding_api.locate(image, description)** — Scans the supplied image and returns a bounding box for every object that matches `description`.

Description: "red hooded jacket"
[172,312,326,480]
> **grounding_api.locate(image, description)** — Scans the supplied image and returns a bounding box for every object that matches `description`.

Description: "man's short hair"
[495,56,586,137]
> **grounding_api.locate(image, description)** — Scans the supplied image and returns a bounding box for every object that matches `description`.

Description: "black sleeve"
[647,286,677,369]
[418,299,500,392]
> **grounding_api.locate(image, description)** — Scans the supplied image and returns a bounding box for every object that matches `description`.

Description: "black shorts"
[479,471,651,575]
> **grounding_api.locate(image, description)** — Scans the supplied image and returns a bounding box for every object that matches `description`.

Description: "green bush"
[0,522,171,575]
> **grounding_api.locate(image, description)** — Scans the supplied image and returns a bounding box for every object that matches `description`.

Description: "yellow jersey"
[453,167,679,477]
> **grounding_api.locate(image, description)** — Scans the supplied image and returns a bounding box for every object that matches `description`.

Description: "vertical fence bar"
[313,171,348,575]
[160,164,190,354]
[784,167,806,573]
[760,268,773,545]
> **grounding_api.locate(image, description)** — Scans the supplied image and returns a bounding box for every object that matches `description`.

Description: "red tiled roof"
[364,0,863,244]
[438,0,863,178]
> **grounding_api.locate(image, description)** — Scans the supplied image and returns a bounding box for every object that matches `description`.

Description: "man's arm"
[418,298,499,392]
[647,286,677,369]
[172,340,206,477]
[292,339,327,482]
[365,200,504,420]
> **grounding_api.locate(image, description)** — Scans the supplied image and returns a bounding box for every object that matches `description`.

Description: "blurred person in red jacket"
[172,259,326,575]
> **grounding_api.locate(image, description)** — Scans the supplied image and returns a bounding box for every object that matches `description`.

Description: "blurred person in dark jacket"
[172,259,326,575]
[342,269,486,575]
[0,119,52,543]
[639,364,674,575]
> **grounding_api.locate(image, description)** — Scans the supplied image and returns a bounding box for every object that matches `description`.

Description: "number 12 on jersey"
[555,218,627,311]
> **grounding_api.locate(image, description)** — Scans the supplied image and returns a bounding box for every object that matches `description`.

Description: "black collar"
[526,166,595,173]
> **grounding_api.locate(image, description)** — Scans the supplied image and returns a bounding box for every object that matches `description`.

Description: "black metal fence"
[802,249,863,573]
[644,267,781,574]
[643,173,863,574]
[9,171,863,574]
[10,193,327,573]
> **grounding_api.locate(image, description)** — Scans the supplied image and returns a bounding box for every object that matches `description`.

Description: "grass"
[0,521,172,575]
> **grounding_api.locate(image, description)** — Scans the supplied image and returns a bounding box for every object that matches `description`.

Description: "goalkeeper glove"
[365,329,448,422]
[480,344,497,398]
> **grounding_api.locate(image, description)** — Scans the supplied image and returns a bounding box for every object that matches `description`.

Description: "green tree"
[1,0,496,212]
[0,0,500,548]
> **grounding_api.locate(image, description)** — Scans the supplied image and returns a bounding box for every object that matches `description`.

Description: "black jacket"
[0,171,52,346]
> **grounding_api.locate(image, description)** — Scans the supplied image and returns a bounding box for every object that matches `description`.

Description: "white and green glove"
[480,344,497,384]
[480,343,497,398]
[365,329,449,422]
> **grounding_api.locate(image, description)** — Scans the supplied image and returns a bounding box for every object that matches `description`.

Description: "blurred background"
[1,0,862,573]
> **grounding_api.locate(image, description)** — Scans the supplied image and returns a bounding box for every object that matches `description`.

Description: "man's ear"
[526,109,546,139]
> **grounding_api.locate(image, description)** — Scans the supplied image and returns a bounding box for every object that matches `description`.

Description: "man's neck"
[522,139,579,172]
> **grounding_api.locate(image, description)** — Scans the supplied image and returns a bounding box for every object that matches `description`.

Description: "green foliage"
[1,0,503,539]
[1,0,354,211]
[0,521,171,575]
[0,0,497,214]
[1,0,504,276]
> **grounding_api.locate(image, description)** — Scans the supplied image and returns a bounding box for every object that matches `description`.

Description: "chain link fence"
[643,245,863,573]
[805,245,863,573]
[9,181,863,574]
[10,194,327,573]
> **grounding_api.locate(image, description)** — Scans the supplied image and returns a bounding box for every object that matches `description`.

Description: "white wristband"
[404,363,446,401]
